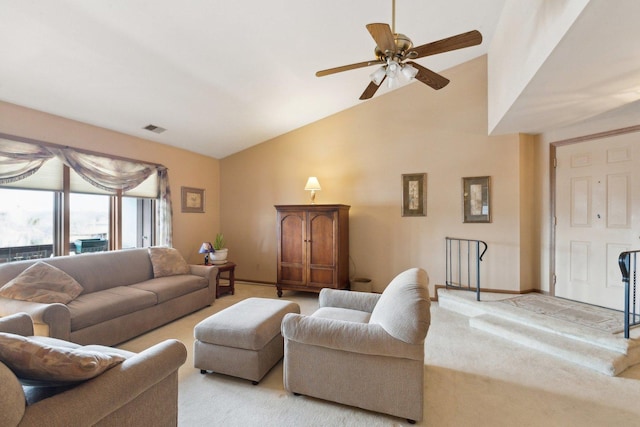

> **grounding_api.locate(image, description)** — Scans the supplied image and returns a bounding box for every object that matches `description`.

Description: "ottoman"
[194,297,300,384]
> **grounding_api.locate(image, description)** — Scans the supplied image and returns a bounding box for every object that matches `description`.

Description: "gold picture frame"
[402,173,427,217]
[462,176,491,223]
[181,187,205,213]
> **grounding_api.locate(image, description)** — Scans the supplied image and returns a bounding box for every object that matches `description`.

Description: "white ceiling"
[1,1,638,159]
[0,0,507,158]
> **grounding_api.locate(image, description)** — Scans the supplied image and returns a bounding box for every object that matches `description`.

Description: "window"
[0,134,171,256]
[0,185,157,261]
[69,193,109,254]
[122,197,155,249]
[0,188,54,262]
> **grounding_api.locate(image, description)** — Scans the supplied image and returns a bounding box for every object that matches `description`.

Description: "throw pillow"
[0,261,83,304]
[148,246,190,278]
[0,332,125,385]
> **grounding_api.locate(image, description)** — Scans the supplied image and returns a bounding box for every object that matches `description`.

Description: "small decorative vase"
[210,248,228,265]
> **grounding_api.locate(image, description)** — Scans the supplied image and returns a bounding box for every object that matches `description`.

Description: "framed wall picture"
[402,173,427,217]
[462,176,491,223]
[181,187,205,213]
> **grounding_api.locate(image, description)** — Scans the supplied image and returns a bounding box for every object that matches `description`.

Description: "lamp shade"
[402,63,419,80]
[304,177,321,191]
[199,242,213,254]
[370,66,386,86]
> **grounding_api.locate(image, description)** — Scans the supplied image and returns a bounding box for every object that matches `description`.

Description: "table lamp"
[304,177,321,204]
[199,242,213,265]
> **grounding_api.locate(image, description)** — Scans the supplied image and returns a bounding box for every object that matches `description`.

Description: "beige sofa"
[0,248,217,346]
[0,312,187,427]
[281,268,430,423]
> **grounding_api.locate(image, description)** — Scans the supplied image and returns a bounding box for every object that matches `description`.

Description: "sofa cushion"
[0,261,83,304]
[0,332,125,385]
[369,268,431,344]
[0,362,25,424]
[68,286,158,330]
[148,247,190,278]
[131,274,208,303]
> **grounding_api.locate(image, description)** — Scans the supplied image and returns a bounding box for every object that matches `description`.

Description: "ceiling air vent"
[143,124,167,134]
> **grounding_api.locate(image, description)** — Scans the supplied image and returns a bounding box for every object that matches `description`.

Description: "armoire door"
[307,210,337,289]
[277,210,306,287]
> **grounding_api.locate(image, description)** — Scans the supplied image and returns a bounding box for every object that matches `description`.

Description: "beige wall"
[0,101,221,264]
[221,56,535,295]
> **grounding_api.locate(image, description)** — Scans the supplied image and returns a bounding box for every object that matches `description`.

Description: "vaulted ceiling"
[1,1,639,159]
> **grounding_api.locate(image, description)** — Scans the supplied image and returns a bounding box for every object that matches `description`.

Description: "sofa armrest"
[19,339,188,427]
[189,264,218,278]
[189,264,218,301]
[319,289,381,313]
[0,312,34,336]
[0,298,71,340]
[281,313,422,361]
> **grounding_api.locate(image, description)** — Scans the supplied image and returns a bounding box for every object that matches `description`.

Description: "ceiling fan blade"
[316,60,383,77]
[366,23,396,55]
[407,61,450,90]
[359,77,385,100]
[411,30,482,59]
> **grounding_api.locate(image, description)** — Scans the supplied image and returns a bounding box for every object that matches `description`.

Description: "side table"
[214,262,236,298]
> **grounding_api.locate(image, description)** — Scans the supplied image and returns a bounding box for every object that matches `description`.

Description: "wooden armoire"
[275,204,350,297]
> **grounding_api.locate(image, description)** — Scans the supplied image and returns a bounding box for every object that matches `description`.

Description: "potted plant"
[209,233,228,264]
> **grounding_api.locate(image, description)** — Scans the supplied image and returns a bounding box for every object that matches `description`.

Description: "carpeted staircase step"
[469,314,639,376]
[437,288,640,376]
[438,288,639,354]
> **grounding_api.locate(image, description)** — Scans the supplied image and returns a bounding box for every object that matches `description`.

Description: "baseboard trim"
[236,278,276,286]
[432,284,548,302]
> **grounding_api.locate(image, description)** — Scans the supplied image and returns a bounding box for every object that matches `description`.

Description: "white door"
[555,133,640,310]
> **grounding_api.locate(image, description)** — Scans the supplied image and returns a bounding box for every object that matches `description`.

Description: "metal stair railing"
[445,237,488,301]
[618,250,640,339]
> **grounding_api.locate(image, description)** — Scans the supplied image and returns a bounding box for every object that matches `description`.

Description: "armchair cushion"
[0,261,83,304]
[369,268,430,344]
[0,332,125,385]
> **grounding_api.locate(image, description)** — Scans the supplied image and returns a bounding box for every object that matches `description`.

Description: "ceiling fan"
[315,0,483,100]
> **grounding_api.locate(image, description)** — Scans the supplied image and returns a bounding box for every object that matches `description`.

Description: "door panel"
[309,213,335,267]
[278,212,306,286]
[308,212,336,288]
[556,134,639,309]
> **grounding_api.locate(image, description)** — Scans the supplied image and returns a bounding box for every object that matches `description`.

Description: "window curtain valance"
[0,139,54,183]
[0,137,173,246]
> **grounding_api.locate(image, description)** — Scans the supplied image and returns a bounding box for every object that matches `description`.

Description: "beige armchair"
[0,313,187,427]
[281,268,430,423]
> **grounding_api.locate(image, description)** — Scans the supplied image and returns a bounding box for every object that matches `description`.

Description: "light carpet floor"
[118,283,640,426]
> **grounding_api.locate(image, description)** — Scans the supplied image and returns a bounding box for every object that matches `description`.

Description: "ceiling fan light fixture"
[385,60,400,77]
[401,63,418,80]
[387,75,399,89]
[370,66,386,86]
